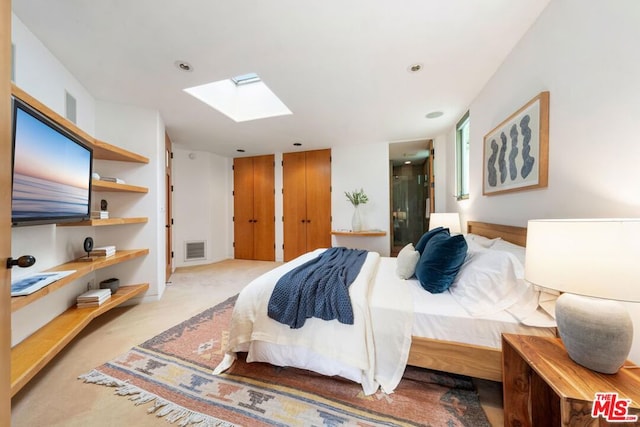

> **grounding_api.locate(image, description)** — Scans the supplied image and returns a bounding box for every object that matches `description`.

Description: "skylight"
[184,73,292,122]
[231,72,261,86]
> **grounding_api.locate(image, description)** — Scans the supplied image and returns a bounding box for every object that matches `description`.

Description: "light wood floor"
[11,259,504,426]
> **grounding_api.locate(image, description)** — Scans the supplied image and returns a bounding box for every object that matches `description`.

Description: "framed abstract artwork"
[483,91,549,196]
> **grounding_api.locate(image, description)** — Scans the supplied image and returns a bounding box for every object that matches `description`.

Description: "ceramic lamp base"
[555,293,633,374]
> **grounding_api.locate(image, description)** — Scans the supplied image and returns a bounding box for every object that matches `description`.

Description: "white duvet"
[213,242,556,395]
[214,248,411,395]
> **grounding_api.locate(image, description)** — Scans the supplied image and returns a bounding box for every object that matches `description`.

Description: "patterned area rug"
[80,295,491,426]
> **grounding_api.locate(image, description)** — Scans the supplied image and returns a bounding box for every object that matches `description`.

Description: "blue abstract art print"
[483,91,549,196]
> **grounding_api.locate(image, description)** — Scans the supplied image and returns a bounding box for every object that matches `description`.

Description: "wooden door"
[233,157,255,260]
[304,149,331,252]
[283,149,331,261]
[251,155,274,261]
[164,133,173,280]
[1,0,12,422]
[283,152,307,261]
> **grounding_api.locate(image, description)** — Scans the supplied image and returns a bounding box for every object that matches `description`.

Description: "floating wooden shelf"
[10,283,149,397]
[91,139,148,163]
[57,217,148,227]
[11,249,149,312]
[9,83,152,402]
[11,84,149,165]
[331,230,387,236]
[92,179,148,193]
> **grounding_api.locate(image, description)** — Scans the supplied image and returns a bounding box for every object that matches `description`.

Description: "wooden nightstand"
[502,334,640,426]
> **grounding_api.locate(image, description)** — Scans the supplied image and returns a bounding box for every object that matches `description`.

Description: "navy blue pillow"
[414,227,448,254]
[415,232,468,294]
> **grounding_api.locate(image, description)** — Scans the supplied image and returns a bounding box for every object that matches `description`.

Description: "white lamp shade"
[525,219,640,302]
[429,213,461,234]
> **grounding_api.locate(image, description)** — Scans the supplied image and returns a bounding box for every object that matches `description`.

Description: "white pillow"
[449,248,538,317]
[490,238,526,265]
[460,237,487,268]
[464,233,499,248]
[396,243,420,279]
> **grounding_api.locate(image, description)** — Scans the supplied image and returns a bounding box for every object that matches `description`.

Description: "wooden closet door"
[233,157,255,260]
[283,152,308,261]
[304,149,331,251]
[251,155,275,261]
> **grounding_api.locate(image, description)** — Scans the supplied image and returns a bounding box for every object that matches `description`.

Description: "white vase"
[351,205,363,232]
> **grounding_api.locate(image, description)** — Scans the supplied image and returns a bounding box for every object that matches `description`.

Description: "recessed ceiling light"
[236,149,245,153]
[175,61,193,72]
[293,142,302,146]
[407,63,423,73]
[404,160,412,164]
[426,111,444,119]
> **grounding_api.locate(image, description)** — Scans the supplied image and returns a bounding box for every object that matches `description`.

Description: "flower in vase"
[345,188,369,206]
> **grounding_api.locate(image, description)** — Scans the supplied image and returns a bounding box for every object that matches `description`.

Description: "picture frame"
[483,91,549,196]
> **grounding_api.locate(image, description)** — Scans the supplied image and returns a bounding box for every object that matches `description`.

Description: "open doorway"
[389,140,434,256]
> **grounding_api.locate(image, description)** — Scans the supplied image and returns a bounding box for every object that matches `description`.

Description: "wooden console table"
[502,334,640,426]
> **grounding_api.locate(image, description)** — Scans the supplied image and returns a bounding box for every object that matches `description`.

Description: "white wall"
[432,134,450,213]
[10,14,164,344]
[10,14,101,345]
[172,142,392,262]
[443,0,640,362]
[11,14,95,136]
[93,101,166,300]
[172,145,232,267]
[332,142,390,256]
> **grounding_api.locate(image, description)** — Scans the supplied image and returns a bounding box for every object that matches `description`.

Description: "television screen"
[11,97,93,226]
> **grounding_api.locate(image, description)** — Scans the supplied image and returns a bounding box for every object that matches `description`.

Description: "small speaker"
[83,237,94,254]
[99,278,120,294]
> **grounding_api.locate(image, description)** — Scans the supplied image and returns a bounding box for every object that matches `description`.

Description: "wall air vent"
[65,91,77,124]
[184,240,206,261]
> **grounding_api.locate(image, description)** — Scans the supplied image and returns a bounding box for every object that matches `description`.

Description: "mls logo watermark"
[592,392,638,422]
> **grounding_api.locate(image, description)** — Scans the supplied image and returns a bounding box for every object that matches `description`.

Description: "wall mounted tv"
[11,96,93,226]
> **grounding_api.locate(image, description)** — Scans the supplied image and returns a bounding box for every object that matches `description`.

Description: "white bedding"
[373,257,556,349]
[214,248,390,395]
[215,241,557,395]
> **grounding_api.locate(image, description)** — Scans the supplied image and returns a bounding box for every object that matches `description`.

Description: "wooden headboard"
[467,221,527,247]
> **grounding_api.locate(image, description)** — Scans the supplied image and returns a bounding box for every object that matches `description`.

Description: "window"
[456,111,470,200]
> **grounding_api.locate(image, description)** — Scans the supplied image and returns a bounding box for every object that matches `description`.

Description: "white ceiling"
[12,0,550,158]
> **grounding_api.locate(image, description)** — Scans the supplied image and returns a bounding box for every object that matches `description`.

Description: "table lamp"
[428,213,462,234]
[525,219,640,374]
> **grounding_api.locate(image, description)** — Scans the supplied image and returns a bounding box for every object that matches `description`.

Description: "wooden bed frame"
[406,220,528,382]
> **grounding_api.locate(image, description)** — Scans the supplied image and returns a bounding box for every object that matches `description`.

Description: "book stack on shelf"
[76,288,111,308]
[91,210,109,219]
[89,245,116,257]
[99,176,125,184]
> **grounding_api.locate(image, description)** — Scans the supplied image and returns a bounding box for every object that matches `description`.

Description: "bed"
[405,221,553,382]
[214,221,557,394]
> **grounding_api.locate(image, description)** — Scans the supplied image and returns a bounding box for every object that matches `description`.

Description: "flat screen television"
[11,96,93,226]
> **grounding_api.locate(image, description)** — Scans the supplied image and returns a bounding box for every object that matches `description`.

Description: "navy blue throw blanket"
[268,247,368,329]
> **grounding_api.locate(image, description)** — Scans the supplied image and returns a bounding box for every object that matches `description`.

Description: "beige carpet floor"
[11,259,504,426]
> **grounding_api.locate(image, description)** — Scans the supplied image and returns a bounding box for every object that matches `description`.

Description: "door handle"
[6,255,36,269]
